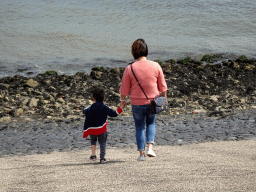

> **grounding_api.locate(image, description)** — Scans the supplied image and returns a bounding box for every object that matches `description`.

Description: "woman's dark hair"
[92,88,105,102]
[131,39,148,60]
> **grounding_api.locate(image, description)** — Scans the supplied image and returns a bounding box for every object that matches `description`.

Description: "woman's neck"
[136,56,147,61]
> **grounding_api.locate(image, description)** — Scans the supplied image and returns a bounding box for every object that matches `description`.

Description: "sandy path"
[1,140,255,192]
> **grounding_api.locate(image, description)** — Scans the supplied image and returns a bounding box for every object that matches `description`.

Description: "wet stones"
[0,56,255,123]
[1,109,256,157]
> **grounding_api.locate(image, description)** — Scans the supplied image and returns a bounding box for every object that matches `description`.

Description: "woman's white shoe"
[146,148,156,157]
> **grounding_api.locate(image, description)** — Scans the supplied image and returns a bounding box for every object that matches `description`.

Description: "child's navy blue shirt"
[83,101,122,138]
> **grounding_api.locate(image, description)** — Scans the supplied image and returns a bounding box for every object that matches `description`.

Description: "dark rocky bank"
[1,55,256,123]
[0,55,256,157]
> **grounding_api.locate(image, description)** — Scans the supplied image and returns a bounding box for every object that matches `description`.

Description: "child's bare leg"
[90,135,97,157]
[91,145,96,156]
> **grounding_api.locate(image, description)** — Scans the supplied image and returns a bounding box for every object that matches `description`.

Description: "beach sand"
[1,139,255,192]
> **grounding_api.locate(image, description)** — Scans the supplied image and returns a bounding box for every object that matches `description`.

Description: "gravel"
[1,109,256,157]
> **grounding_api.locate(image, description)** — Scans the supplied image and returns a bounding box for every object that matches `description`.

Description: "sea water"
[0,0,256,77]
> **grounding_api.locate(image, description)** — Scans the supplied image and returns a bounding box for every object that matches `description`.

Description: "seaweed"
[236,55,247,63]
[18,69,26,72]
[166,59,176,64]
[201,55,213,62]
[154,60,164,66]
[92,67,104,71]
[178,57,192,65]
[43,71,58,77]
[194,61,203,66]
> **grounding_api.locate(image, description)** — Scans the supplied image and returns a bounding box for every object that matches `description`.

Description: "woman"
[119,39,167,161]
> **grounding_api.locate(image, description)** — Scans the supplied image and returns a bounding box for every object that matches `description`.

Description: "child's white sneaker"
[137,155,146,161]
[146,148,156,157]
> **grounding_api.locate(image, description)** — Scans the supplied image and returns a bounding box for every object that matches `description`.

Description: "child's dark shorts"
[90,131,107,145]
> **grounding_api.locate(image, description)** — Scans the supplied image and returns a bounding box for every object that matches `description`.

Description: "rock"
[192,109,207,113]
[70,98,80,103]
[26,79,39,88]
[15,108,23,116]
[0,83,10,89]
[110,68,120,74]
[28,98,39,108]
[57,98,65,104]
[54,102,61,109]
[4,107,12,113]
[20,97,30,106]
[230,62,240,69]
[245,64,255,70]
[43,100,50,104]
[48,86,56,92]
[90,71,102,80]
[227,137,237,141]
[209,95,219,102]
[120,113,129,116]
[177,139,184,146]
[0,116,11,123]
[240,98,246,104]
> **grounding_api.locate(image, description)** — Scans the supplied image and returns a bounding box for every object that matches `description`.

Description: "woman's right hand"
[120,101,127,109]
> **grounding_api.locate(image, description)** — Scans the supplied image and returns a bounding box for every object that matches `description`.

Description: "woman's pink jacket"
[119,60,167,105]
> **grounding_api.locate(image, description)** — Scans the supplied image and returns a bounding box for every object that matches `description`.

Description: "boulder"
[245,64,255,71]
[192,109,207,113]
[20,97,30,106]
[0,116,11,123]
[26,79,39,88]
[28,98,39,108]
[209,95,219,102]
[70,98,80,103]
[0,83,10,89]
[57,98,65,104]
[15,108,23,116]
[90,71,102,80]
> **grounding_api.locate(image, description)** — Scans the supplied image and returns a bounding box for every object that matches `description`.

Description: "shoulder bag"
[130,64,167,114]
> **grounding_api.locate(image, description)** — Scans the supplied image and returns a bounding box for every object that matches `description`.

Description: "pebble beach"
[1,57,256,191]
[1,109,256,157]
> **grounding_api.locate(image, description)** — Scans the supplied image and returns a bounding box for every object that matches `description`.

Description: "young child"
[83,88,126,164]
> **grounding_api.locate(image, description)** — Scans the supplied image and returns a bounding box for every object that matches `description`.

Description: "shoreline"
[0,53,255,79]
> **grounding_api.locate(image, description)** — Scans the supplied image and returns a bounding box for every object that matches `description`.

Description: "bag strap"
[130,64,151,104]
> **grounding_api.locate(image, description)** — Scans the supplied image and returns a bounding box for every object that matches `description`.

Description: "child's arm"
[83,106,91,115]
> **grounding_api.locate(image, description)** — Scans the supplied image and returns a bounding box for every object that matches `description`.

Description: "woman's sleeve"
[157,65,168,92]
[119,66,131,96]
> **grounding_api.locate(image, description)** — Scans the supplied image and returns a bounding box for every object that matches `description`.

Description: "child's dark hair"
[92,88,105,102]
